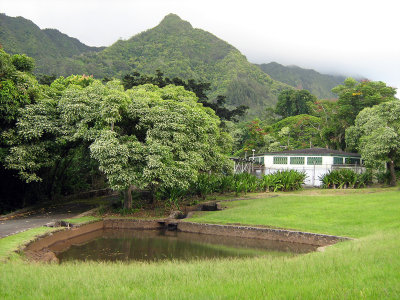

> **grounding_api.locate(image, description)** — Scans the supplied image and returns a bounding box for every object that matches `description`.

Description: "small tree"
[275,89,315,118]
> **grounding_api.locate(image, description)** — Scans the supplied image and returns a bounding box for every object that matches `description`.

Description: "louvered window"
[345,158,361,165]
[307,157,322,165]
[273,157,288,164]
[290,157,305,165]
[333,157,343,165]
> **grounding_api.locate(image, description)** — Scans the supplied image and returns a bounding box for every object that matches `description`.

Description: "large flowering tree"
[6,78,231,208]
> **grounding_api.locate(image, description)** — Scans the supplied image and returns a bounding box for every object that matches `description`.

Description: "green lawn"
[1,188,399,299]
[190,189,400,238]
[62,216,101,225]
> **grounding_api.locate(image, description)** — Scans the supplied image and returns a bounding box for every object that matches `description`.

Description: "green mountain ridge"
[0,13,104,74]
[57,14,290,115]
[257,62,346,99]
[0,13,349,116]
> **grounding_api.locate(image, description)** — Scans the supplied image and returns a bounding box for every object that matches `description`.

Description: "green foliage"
[11,54,34,72]
[237,113,325,155]
[258,62,346,99]
[320,169,372,189]
[37,74,57,86]
[155,170,306,203]
[195,170,306,197]
[122,70,210,100]
[270,114,324,149]
[307,78,398,150]
[0,50,43,211]
[6,78,231,208]
[271,170,307,191]
[275,89,315,118]
[375,171,393,185]
[156,186,188,209]
[346,101,400,186]
[122,71,248,121]
[333,78,397,127]
[241,119,267,152]
[258,170,307,192]
[0,50,40,129]
[308,99,341,149]
[192,173,219,199]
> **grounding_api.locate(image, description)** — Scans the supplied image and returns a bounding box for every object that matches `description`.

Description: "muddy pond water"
[51,228,317,263]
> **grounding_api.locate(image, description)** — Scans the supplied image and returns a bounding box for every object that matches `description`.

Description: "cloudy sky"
[2,0,400,91]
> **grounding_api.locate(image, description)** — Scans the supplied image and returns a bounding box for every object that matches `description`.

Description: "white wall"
[258,155,362,187]
[263,164,331,186]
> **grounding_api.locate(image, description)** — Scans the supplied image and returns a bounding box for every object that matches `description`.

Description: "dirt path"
[0,202,95,238]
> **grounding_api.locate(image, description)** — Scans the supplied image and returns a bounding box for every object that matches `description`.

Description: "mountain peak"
[158,13,192,31]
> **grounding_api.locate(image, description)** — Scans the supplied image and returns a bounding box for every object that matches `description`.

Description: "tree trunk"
[149,184,156,204]
[388,160,396,187]
[124,185,134,209]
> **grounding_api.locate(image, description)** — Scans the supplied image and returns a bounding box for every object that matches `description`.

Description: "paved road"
[0,202,95,238]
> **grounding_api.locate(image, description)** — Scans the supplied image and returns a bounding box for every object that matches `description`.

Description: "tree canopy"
[122,70,248,122]
[5,77,232,208]
[275,89,315,118]
[305,78,398,150]
[333,78,397,127]
[346,101,400,186]
[270,114,323,149]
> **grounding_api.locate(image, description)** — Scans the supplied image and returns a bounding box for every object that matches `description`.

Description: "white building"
[253,148,364,187]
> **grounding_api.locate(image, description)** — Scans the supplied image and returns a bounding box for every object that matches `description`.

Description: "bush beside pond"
[156,170,307,205]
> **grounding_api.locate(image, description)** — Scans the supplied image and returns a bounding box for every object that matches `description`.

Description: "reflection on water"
[53,229,317,263]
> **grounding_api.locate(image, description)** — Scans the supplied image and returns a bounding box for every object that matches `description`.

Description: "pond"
[51,228,317,263]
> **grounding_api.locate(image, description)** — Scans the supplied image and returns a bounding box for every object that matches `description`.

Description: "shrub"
[156,186,187,209]
[155,170,307,206]
[262,170,306,192]
[11,54,35,72]
[320,169,372,189]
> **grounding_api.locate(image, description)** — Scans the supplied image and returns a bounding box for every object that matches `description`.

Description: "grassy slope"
[0,227,58,261]
[1,188,399,299]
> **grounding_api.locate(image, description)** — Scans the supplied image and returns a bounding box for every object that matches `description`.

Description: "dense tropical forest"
[257,62,347,99]
[0,13,399,214]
